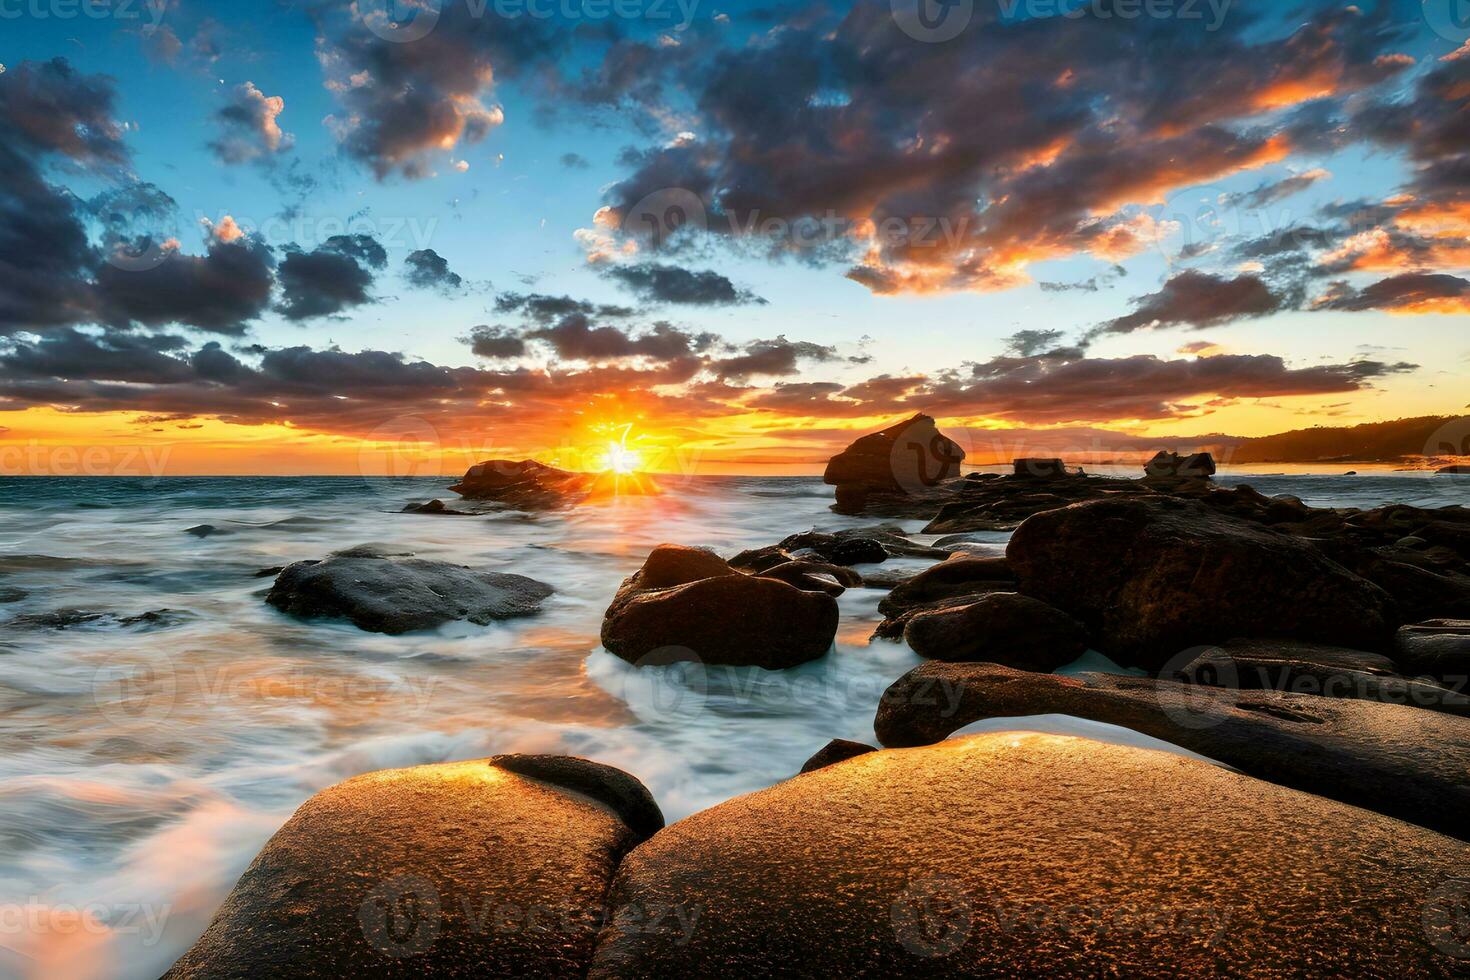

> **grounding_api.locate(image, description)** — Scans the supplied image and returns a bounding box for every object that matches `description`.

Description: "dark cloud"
[0,328,192,383]
[527,314,715,364]
[96,237,277,334]
[0,57,127,164]
[209,82,293,165]
[404,249,465,292]
[1222,170,1329,211]
[276,235,386,322]
[1315,273,1470,313]
[1098,271,1284,336]
[494,292,636,322]
[711,336,837,380]
[561,152,591,169]
[464,324,527,359]
[603,263,765,306]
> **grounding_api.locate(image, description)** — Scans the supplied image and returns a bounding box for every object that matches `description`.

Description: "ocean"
[0,470,1464,978]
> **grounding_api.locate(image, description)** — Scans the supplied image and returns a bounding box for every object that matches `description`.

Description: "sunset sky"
[2,0,1468,475]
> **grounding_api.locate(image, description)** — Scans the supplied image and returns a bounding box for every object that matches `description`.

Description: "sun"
[601,439,643,475]
[586,422,661,498]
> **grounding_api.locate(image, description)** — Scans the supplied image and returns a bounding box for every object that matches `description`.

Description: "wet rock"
[774,530,889,566]
[265,551,553,634]
[601,570,838,670]
[798,739,876,774]
[1395,620,1470,682]
[185,524,226,538]
[450,458,596,510]
[874,662,1470,841]
[824,414,965,517]
[588,733,1467,978]
[609,545,735,607]
[165,757,658,979]
[0,587,27,604]
[7,608,191,631]
[727,544,794,574]
[873,555,1018,638]
[757,560,862,597]
[1174,638,1470,718]
[252,566,284,579]
[1007,497,1394,671]
[401,499,470,516]
[904,592,1087,670]
[1144,450,1216,479]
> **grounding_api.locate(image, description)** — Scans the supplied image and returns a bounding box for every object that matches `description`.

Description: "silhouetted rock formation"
[1144,450,1216,479]
[904,592,1087,670]
[400,498,470,515]
[1007,497,1395,671]
[588,736,1467,977]
[601,545,840,669]
[164,758,660,978]
[823,414,964,516]
[450,459,595,510]
[1011,457,1074,478]
[875,662,1470,841]
[266,550,552,634]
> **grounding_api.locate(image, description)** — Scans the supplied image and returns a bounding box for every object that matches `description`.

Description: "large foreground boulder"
[588,734,1469,977]
[266,551,552,634]
[904,592,1087,670]
[823,414,965,516]
[875,662,1470,841]
[1395,620,1470,682]
[1007,497,1394,671]
[601,545,839,669]
[166,757,662,978]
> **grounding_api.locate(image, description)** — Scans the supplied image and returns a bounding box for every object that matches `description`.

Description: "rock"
[265,551,553,634]
[164,757,658,978]
[1174,638,1470,718]
[1395,620,1470,681]
[757,560,862,597]
[1144,450,1216,479]
[873,555,1019,638]
[1438,464,1470,475]
[252,566,284,579]
[797,739,876,774]
[1011,457,1071,478]
[823,414,965,516]
[450,458,596,510]
[400,499,470,516]
[587,733,1468,978]
[185,524,225,538]
[7,608,190,631]
[0,587,28,603]
[856,568,919,591]
[904,593,1087,669]
[602,548,839,669]
[775,530,889,566]
[1007,497,1394,671]
[874,662,1470,841]
[727,544,795,574]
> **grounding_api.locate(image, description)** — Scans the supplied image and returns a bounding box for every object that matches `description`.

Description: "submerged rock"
[165,757,659,978]
[400,498,471,516]
[875,662,1470,841]
[1007,497,1394,671]
[904,592,1087,670]
[588,733,1467,977]
[265,551,552,634]
[823,414,965,516]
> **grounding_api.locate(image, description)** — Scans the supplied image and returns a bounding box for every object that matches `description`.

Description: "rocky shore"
[175,416,1470,974]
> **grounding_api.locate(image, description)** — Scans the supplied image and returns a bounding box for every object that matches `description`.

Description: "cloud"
[494,292,636,322]
[1222,169,1330,211]
[276,235,386,321]
[404,249,465,292]
[1098,271,1284,336]
[1315,273,1470,314]
[711,336,837,380]
[464,325,528,359]
[603,263,765,305]
[209,82,292,164]
[526,314,715,365]
[561,152,591,169]
[95,237,277,334]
